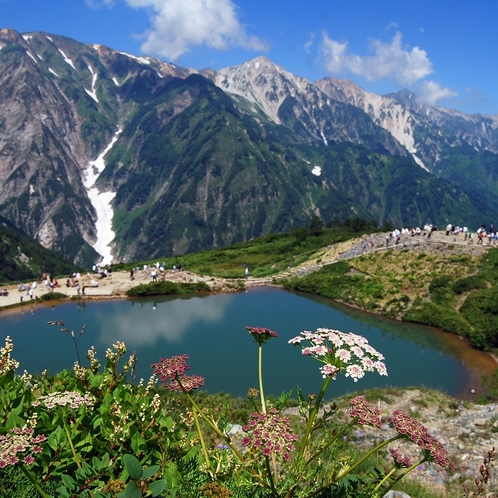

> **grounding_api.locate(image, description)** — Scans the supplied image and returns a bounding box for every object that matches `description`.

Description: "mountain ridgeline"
[0,28,497,266]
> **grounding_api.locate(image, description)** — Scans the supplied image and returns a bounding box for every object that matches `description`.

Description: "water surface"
[1,287,494,399]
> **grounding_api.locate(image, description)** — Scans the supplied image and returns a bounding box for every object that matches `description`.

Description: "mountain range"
[1,28,497,267]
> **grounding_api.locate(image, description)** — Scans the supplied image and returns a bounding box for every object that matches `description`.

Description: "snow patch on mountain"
[83,129,122,264]
[85,67,98,103]
[58,49,75,70]
[26,51,37,64]
[118,51,151,65]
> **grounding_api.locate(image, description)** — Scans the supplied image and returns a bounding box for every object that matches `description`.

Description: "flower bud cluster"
[73,362,87,380]
[389,447,412,468]
[289,328,388,381]
[33,391,95,410]
[245,326,278,345]
[0,427,47,468]
[391,410,453,468]
[241,407,299,462]
[151,355,204,392]
[87,346,100,372]
[0,336,19,375]
[349,396,382,428]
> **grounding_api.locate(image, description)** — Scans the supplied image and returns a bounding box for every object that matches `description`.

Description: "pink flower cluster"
[0,427,46,468]
[151,355,205,392]
[389,447,412,468]
[241,407,299,462]
[391,410,453,468]
[288,328,388,382]
[349,396,382,428]
[245,326,278,345]
[33,391,95,409]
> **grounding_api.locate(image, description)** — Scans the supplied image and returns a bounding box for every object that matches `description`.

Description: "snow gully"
[82,129,122,265]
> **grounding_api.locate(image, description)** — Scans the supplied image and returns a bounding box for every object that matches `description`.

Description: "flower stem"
[192,405,211,473]
[335,435,401,481]
[381,458,427,495]
[20,463,52,498]
[258,343,266,414]
[306,421,355,465]
[300,376,331,456]
[63,419,81,469]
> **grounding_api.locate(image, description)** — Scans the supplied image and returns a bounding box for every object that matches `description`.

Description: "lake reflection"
[1,287,494,399]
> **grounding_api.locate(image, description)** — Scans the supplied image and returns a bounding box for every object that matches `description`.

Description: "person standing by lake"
[245,266,249,280]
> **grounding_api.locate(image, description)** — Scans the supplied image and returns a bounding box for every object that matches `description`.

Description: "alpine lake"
[1,287,495,400]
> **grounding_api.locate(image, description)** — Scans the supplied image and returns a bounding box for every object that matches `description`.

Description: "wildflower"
[241,407,299,462]
[0,336,19,375]
[245,326,278,345]
[391,410,453,468]
[289,328,387,381]
[349,396,382,428]
[389,448,412,468]
[151,355,204,393]
[33,391,95,409]
[0,427,47,469]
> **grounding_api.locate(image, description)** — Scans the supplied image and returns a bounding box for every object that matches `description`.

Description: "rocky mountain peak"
[214,56,311,123]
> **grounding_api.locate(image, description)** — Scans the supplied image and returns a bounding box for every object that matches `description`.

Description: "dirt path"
[0,230,492,313]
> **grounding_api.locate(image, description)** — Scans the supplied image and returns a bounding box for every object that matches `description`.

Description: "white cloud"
[417,80,458,105]
[319,31,433,86]
[124,0,268,60]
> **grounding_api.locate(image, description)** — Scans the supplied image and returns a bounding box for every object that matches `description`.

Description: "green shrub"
[452,275,486,294]
[126,280,211,297]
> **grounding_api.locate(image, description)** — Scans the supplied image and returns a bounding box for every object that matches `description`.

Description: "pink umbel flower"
[389,447,412,468]
[151,355,204,392]
[288,328,388,382]
[391,410,453,468]
[349,396,382,428]
[241,407,299,462]
[245,326,278,345]
[0,428,47,469]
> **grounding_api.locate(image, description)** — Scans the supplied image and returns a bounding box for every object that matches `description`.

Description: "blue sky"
[1,0,497,114]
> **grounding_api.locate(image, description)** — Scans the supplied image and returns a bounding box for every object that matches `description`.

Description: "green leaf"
[118,481,141,498]
[6,412,25,430]
[76,468,87,480]
[123,454,143,480]
[148,480,166,497]
[140,465,159,480]
[56,486,71,498]
[93,456,102,471]
[82,461,93,476]
[61,474,76,490]
[130,431,146,454]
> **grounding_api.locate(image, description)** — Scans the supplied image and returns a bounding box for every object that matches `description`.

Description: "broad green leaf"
[118,481,141,498]
[123,454,142,480]
[141,464,159,480]
[130,431,146,454]
[148,480,166,497]
[6,412,25,430]
[92,456,102,471]
[56,486,71,498]
[61,474,76,489]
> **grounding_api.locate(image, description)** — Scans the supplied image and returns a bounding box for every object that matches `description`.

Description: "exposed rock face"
[1,29,498,266]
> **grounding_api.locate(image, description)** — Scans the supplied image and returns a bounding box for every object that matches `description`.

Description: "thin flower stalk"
[375,457,427,494]
[300,376,331,455]
[245,327,278,414]
[19,463,51,498]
